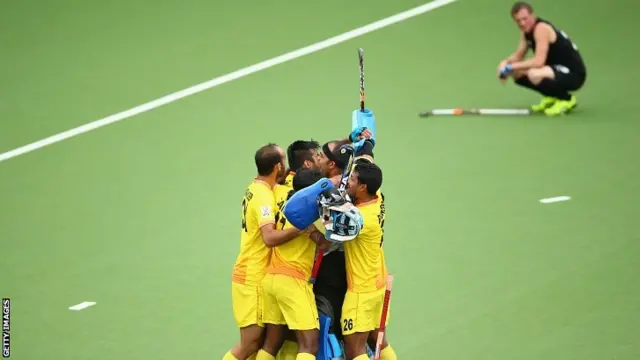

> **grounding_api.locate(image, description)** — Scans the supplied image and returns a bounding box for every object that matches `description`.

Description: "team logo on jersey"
[260,206,272,217]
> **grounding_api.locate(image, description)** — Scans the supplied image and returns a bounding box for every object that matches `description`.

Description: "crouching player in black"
[498,1,587,116]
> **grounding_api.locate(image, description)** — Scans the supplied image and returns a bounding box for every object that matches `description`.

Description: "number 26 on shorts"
[343,318,353,331]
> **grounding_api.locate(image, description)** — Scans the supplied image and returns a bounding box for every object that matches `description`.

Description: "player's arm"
[260,224,302,248]
[253,191,303,248]
[309,228,332,252]
[510,24,551,71]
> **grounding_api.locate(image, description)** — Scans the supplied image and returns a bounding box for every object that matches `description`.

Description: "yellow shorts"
[262,273,319,330]
[231,281,264,328]
[340,287,390,336]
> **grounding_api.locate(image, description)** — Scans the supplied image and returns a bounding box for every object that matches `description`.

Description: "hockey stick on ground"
[419,108,534,117]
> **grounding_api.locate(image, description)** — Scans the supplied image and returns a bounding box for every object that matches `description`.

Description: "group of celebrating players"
[221,128,397,360]
[218,2,588,359]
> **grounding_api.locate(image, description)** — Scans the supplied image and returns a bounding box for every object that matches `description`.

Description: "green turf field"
[2,0,640,359]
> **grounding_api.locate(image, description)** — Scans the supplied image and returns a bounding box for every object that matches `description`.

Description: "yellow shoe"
[544,95,577,116]
[531,96,557,112]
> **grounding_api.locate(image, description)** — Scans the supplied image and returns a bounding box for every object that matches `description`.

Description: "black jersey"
[525,18,586,74]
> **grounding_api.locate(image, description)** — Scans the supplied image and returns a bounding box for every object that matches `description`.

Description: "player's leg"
[341,291,376,360]
[366,286,396,360]
[224,283,266,360]
[275,333,299,360]
[257,274,288,360]
[312,251,348,340]
[367,330,397,360]
[513,67,557,112]
[525,65,580,115]
[543,66,586,116]
[257,324,287,359]
[276,275,320,359]
[234,325,266,360]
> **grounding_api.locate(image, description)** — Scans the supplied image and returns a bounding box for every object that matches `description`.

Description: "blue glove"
[351,109,376,147]
[499,64,513,79]
[349,126,367,143]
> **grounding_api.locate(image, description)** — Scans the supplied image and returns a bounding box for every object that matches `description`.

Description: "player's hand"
[497,60,509,81]
[316,237,332,252]
[309,230,332,251]
[349,126,370,142]
[305,224,318,234]
[498,64,513,81]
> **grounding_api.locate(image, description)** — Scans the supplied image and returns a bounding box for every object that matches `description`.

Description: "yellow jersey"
[232,179,276,286]
[266,211,317,280]
[274,172,294,230]
[282,171,295,188]
[268,171,324,279]
[343,193,388,292]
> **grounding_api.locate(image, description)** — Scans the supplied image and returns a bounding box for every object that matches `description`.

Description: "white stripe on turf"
[0,0,456,164]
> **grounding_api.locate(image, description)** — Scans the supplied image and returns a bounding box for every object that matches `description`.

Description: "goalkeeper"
[313,129,376,340]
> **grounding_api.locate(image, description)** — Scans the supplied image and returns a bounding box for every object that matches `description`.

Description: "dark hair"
[287,168,324,199]
[254,143,282,176]
[353,162,382,196]
[355,157,373,166]
[322,139,351,170]
[511,1,533,15]
[287,140,320,172]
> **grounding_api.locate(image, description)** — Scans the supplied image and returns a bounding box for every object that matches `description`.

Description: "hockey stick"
[373,274,394,360]
[309,248,324,284]
[358,48,365,112]
[310,51,362,284]
[418,108,534,117]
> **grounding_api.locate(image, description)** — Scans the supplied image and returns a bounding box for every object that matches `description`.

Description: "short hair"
[355,157,373,166]
[511,1,533,15]
[353,162,382,196]
[292,168,324,192]
[254,143,282,176]
[287,140,320,172]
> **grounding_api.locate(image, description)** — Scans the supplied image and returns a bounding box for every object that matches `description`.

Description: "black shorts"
[313,250,347,340]
[551,64,586,91]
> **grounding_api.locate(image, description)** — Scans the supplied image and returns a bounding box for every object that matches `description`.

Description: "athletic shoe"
[531,96,557,112]
[544,95,577,116]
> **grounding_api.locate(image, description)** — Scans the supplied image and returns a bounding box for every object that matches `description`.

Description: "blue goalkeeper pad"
[283,178,335,230]
[317,314,343,360]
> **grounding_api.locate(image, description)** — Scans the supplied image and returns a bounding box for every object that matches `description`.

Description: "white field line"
[0,0,456,164]
[68,301,97,311]
[539,196,571,204]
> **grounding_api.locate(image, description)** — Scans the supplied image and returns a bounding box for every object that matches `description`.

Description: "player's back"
[526,18,585,73]
[233,180,275,286]
[343,194,388,293]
